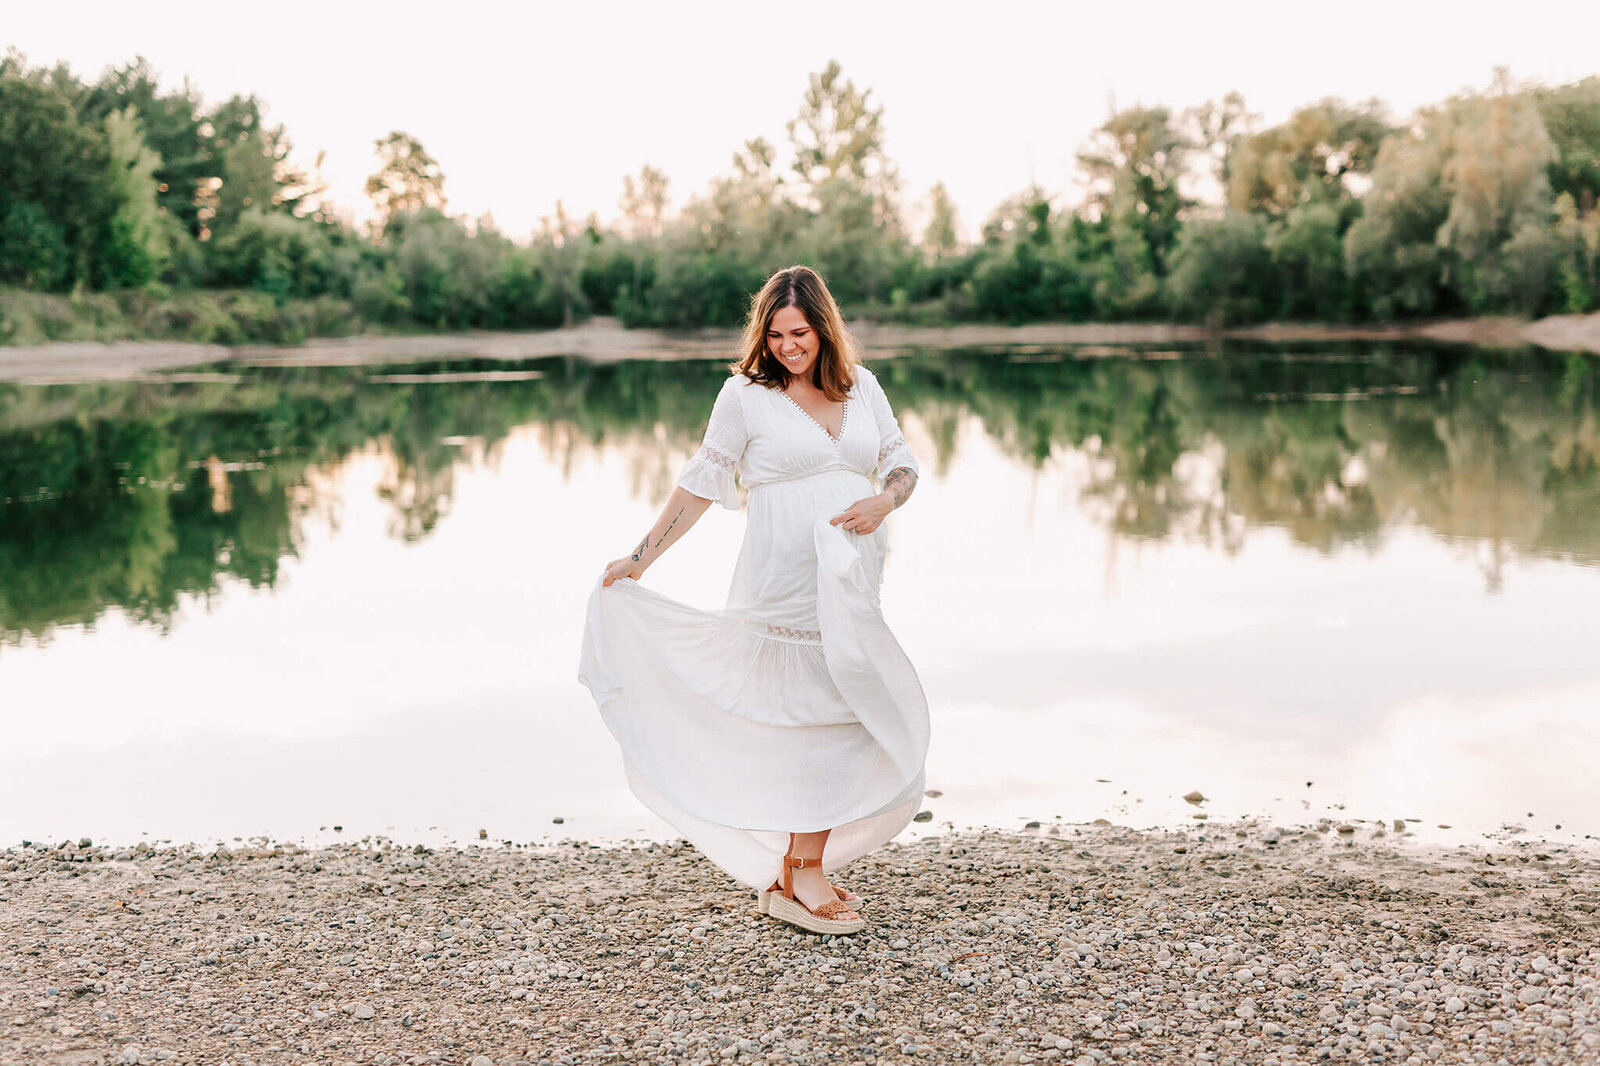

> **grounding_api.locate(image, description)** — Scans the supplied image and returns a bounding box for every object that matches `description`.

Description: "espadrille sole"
[757,887,863,914]
[765,892,865,935]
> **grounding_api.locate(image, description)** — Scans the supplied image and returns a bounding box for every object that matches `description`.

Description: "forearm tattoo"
[883,467,917,508]
[631,506,686,563]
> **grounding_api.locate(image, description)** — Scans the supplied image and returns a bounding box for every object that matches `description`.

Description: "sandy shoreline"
[4,821,1596,1065]
[1,314,1597,385]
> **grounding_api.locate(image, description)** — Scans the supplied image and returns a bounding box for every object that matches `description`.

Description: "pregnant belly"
[733,470,885,613]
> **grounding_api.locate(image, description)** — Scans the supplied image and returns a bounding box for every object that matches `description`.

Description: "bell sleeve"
[675,377,748,510]
[861,367,920,487]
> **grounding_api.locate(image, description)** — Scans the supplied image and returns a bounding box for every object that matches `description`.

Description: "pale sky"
[10,1,1600,242]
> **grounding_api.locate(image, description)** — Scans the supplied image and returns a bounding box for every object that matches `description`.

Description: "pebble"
[1,822,1595,1064]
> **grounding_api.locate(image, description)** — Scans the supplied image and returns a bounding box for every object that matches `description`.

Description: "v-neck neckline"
[777,387,848,444]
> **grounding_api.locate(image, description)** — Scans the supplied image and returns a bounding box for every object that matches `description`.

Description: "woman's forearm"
[881,467,917,509]
[628,487,715,570]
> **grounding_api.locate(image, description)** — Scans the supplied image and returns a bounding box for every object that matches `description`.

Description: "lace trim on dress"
[693,445,739,473]
[763,623,822,644]
[779,391,848,444]
[877,435,909,465]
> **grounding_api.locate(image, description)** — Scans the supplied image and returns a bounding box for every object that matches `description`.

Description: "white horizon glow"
[7,1,1599,243]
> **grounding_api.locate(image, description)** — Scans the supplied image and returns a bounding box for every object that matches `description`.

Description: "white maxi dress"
[578,365,929,890]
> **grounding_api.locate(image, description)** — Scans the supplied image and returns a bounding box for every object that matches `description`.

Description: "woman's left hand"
[831,493,893,535]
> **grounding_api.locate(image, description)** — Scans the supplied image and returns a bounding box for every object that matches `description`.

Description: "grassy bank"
[0,288,372,347]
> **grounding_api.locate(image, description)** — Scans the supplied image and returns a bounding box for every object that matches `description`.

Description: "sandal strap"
[778,838,829,903]
[812,899,857,920]
[767,879,852,902]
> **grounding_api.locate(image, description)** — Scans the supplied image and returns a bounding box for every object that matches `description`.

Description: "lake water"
[3,343,1598,850]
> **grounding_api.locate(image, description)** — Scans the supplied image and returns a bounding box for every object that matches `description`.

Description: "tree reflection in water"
[1,344,1595,643]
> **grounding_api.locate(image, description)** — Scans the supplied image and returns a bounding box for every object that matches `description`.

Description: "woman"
[579,265,927,935]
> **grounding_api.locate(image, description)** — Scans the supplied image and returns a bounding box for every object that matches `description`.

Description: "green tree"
[202,94,319,238]
[82,58,209,237]
[0,200,69,289]
[619,165,671,240]
[1165,211,1274,324]
[0,55,114,289]
[1533,76,1600,215]
[679,138,796,259]
[786,61,906,304]
[365,131,447,235]
[920,182,961,263]
[1077,105,1189,313]
[1344,107,1454,318]
[387,210,501,328]
[208,209,333,300]
[1267,202,1348,319]
[100,107,170,288]
[1228,99,1391,217]
[1437,74,1555,313]
[1552,191,1599,312]
[1184,91,1254,196]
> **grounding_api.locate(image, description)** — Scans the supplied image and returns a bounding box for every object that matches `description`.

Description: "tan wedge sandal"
[764,844,865,935]
[756,881,861,914]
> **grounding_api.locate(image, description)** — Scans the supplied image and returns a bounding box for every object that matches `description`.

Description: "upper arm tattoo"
[883,466,917,508]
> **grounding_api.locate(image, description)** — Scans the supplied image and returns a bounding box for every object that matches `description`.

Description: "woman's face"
[767,305,820,382]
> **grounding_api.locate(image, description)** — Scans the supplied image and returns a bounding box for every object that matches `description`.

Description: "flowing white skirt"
[578,470,929,889]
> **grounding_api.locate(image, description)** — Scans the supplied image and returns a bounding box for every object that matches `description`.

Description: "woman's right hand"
[601,557,645,587]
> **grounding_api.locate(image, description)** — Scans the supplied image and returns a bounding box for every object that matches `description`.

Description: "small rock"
[552,817,565,824]
[478,829,487,840]
[924,789,943,798]
[1183,791,1206,805]
[1024,820,1041,829]
[1336,824,1356,834]
[470,1057,493,1066]
[78,837,92,848]
[354,1003,375,1020]
[912,811,933,823]
[1518,987,1547,1005]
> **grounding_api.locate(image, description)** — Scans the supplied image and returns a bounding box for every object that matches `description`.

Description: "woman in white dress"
[579,265,928,935]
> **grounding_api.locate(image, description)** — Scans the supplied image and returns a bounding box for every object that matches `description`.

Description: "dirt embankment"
[1,314,1598,385]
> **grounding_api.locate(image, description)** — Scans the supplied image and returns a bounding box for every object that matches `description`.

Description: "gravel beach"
[4,822,1597,1066]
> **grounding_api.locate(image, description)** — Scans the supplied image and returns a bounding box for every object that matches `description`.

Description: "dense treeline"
[2,52,1599,344]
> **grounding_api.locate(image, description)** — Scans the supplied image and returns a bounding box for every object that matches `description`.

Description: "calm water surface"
[3,343,1598,849]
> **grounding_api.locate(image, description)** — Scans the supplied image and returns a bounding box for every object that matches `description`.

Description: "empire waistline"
[743,466,875,492]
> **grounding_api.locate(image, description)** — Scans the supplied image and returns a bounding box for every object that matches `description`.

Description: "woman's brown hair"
[732,265,858,401]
